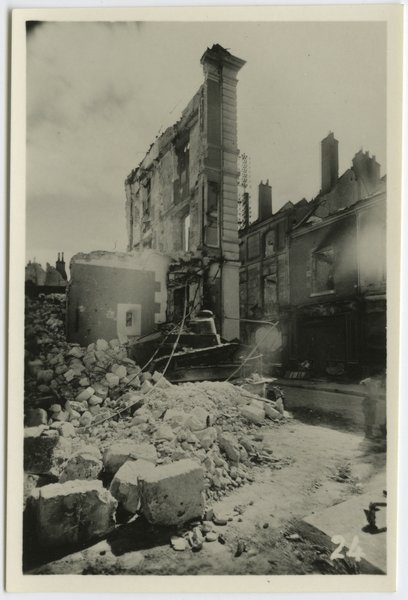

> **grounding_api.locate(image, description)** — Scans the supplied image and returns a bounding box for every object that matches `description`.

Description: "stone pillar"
[200,45,246,340]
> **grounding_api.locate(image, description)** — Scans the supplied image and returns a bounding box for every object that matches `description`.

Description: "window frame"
[310,246,336,296]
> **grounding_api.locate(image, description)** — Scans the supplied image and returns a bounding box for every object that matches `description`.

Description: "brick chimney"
[258,179,272,220]
[55,251,67,281]
[352,150,381,197]
[321,132,339,194]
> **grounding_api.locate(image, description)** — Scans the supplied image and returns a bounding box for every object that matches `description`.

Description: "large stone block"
[26,480,117,549]
[141,459,204,526]
[25,408,48,427]
[240,404,265,424]
[109,459,152,513]
[59,449,103,483]
[103,440,157,474]
[24,428,72,477]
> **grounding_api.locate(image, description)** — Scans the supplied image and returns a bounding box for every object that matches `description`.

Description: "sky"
[26,20,386,272]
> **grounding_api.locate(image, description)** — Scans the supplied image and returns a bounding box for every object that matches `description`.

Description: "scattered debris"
[285,533,302,541]
[234,540,247,557]
[23,294,292,558]
[212,513,228,526]
[170,536,188,551]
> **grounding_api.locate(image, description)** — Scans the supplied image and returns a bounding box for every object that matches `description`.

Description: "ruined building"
[125,44,246,340]
[238,182,310,367]
[67,250,169,346]
[67,45,246,347]
[238,133,386,379]
[284,133,386,378]
[25,253,68,296]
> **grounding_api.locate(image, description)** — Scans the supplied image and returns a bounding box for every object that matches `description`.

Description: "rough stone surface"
[141,458,204,525]
[59,422,76,437]
[26,480,117,549]
[218,431,241,462]
[186,406,209,431]
[111,365,127,379]
[109,459,152,513]
[171,536,188,551]
[240,404,265,424]
[96,339,109,351]
[141,380,153,394]
[24,429,72,476]
[163,408,188,429]
[103,440,158,474]
[194,427,217,450]
[24,473,39,508]
[264,403,283,420]
[59,449,103,483]
[25,408,48,427]
[155,424,175,442]
[76,387,95,402]
[79,411,93,427]
[106,373,120,388]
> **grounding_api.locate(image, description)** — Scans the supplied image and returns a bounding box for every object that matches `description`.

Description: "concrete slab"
[303,488,387,573]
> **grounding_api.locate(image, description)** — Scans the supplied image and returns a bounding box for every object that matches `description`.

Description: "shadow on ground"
[23,513,181,572]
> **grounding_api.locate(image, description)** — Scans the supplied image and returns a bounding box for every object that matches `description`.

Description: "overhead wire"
[225,320,279,382]
[85,283,189,431]
[83,260,226,430]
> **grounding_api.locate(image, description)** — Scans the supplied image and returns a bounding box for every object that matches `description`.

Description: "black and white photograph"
[6,5,403,593]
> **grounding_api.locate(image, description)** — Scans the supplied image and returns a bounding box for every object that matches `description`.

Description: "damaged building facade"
[125,45,246,341]
[65,46,386,381]
[284,133,386,378]
[67,250,169,347]
[238,133,386,379]
[238,182,309,369]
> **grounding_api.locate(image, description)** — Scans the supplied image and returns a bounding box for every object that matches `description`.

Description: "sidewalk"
[276,379,386,431]
[276,378,385,398]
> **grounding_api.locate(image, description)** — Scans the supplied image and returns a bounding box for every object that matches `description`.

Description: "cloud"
[26,21,386,266]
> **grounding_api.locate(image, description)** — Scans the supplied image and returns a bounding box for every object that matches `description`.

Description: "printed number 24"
[330,535,365,562]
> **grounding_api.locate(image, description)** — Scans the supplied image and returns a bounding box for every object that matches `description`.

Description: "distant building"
[284,133,386,378]
[25,253,68,296]
[55,252,67,281]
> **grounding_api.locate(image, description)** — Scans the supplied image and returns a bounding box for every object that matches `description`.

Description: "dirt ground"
[28,417,386,576]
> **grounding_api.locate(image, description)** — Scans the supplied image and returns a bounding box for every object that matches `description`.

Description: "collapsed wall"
[66,250,170,347]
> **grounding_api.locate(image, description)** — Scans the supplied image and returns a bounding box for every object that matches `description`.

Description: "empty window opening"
[183,214,191,252]
[264,229,276,257]
[312,247,335,293]
[205,182,220,247]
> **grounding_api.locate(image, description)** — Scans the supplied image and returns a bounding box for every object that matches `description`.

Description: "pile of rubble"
[24,293,288,556]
